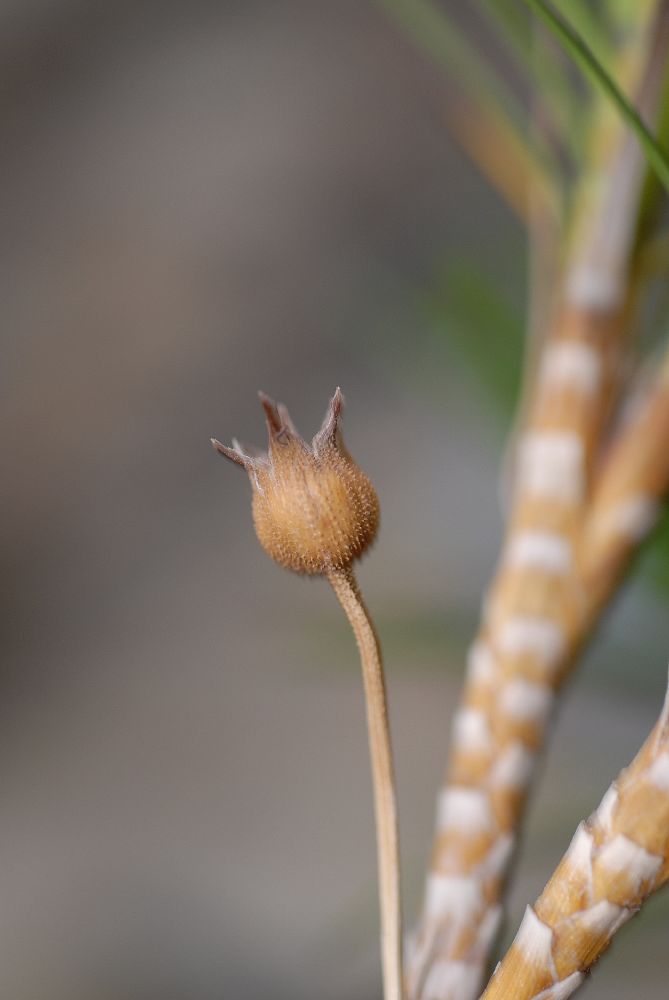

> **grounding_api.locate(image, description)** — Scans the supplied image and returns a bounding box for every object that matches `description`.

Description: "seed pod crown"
[212,388,379,574]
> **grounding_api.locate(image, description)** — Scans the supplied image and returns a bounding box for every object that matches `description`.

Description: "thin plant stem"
[377,0,561,193]
[479,0,579,158]
[444,99,558,226]
[551,0,614,67]
[579,348,669,621]
[327,565,403,1000]
[523,0,669,193]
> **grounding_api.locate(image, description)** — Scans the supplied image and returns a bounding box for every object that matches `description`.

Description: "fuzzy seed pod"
[212,388,379,575]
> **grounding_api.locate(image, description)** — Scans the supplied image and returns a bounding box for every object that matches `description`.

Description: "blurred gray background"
[3,2,669,998]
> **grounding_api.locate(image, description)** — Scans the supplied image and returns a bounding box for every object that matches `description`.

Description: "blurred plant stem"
[392,2,669,998]
[377,0,563,202]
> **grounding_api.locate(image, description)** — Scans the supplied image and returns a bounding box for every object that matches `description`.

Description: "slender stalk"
[444,99,558,226]
[479,0,579,158]
[327,565,403,1000]
[579,348,669,621]
[551,0,615,68]
[523,0,669,193]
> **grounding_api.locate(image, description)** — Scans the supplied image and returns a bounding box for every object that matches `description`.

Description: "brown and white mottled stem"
[409,350,669,1000]
[579,352,669,620]
[480,670,669,1000]
[408,220,630,1000]
[408,8,669,997]
[327,566,404,1000]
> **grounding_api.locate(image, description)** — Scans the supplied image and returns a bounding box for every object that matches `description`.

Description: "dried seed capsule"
[212,388,379,574]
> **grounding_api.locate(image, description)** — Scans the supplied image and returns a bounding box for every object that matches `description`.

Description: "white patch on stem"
[594,496,659,543]
[575,899,628,937]
[497,616,566,671]
[595,785,618,833]
[452,708,493,754]
[597,834,661,892]
[505,531,573,575]
[490,742,535,789]
[533,972,585,1000]
[500,679,554,725]
[437,788,493,835]
[518,432,585,504]
[481,833,515,882]
[564,823,594,898]
[566,263,622,310]
[476,904,503,955]
[424,873,482,923]
[514,906,556,978]
[646,752,669,791]
[540,341,602,395]
[421,960,482,1000]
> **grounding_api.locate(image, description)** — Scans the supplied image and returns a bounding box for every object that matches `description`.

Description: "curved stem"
[327,566,404,1000]
[480,668,669,1000]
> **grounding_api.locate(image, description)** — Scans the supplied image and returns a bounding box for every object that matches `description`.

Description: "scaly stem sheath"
[327,565,403,1000]
[480,668,669,1000]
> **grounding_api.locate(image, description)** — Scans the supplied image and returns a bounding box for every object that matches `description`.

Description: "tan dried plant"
[212,391,403,1000]
[215,3,669,1000]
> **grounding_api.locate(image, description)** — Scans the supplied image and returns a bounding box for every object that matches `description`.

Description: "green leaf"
[551,0,615,67]
[636,64,669,241]
[479,0,579,153]
[522,0,669,193]
[424,260,525,420]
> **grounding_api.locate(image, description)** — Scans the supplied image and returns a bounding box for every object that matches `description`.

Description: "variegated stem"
[407,307,624,1000]
[579,351,669,622]
[408,9,669,997]
[408,210,636,1000]
[409,341,669,1000]
[561,0,669,315]
[327,566,404,1000]
[479,670,669,1000]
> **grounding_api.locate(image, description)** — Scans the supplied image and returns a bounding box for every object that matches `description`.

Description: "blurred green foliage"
[425,259,525,421]
[638,502,669,595]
